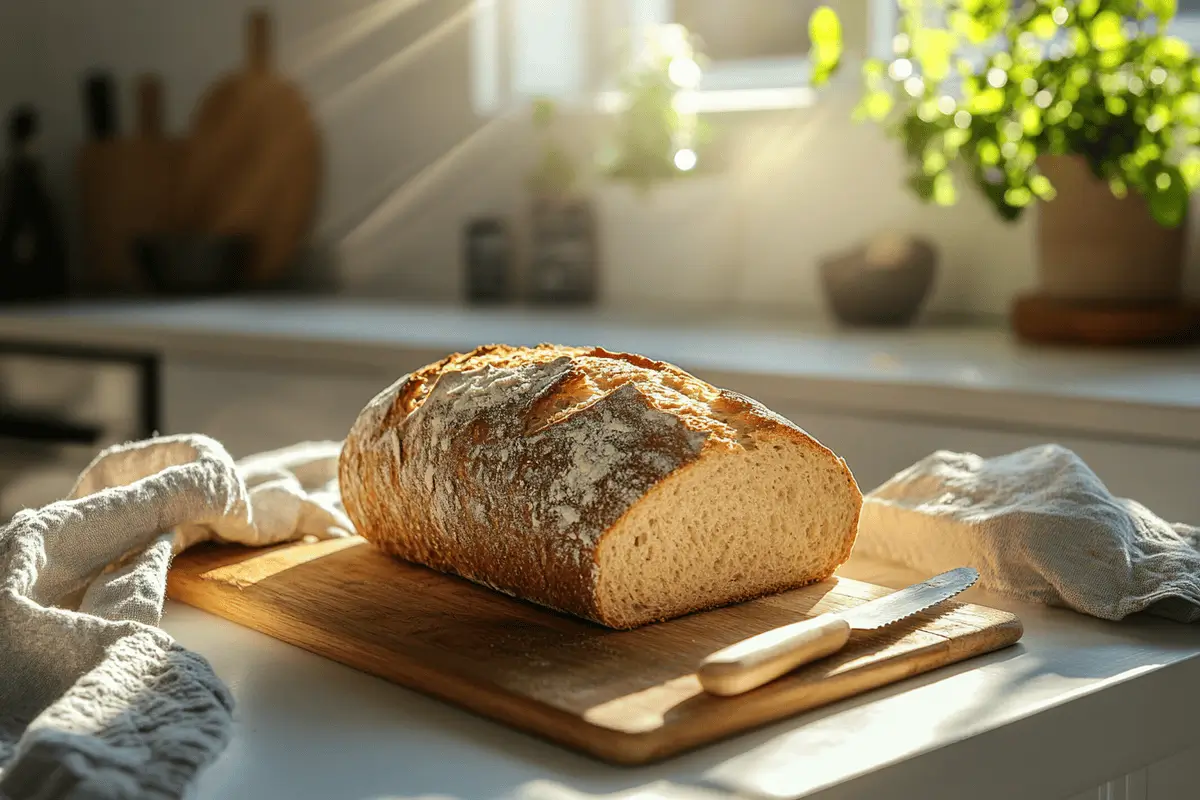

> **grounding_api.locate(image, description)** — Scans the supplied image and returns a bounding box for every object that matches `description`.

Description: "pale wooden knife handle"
[697,614,852,696]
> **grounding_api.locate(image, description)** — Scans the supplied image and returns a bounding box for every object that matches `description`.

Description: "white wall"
[0,4,46,149]
[10,1,1199,315]
[336,1,1200,317]
[15,0,483,292]
[745,87,1200,315]
[364,89,1200,318]
[727,89,1039,316]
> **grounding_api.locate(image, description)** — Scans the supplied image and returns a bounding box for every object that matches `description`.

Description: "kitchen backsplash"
[4,0,1199,316]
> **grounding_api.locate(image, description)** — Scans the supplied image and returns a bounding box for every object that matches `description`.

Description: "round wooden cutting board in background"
[176,9,321,287]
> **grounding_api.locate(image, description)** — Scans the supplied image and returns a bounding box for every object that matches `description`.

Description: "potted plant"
[526,98,597,304]
[592,23,735,310]
[807,0,1200,341]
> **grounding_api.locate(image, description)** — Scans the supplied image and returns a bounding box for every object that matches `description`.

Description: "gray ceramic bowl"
[134,234,250,295]
[820,237,938,327]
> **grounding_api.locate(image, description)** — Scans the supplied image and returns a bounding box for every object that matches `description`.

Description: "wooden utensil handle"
[83,71,117,140]
[248,9,272,71]
[697,614,852,696]
[136,74,164,137]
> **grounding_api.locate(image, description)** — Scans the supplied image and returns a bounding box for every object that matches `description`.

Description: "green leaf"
[1182,152,1200,188]
[970,87,1006,114]
[1071,28,1092,55]
[1022,105,1044,134]
[933,172,957,205]
[1047,99,1074,124]
[1098,49,1125,69]
[809,7,844,86]
[978,139,1001,164]
[862,89,894,119]
[1029,174,1056,199]
[1031,14,1058,39]
[1135,142,1163,165]
[1148,166,1189,227]
[912,28,957,81]
[944,127,971,148]
[809,6,842,47]
[1158,37,1192,64]
[1078,0,1100,17]
[953,14,995,44]
[1145,0,1177,25]
[1090,11,1125,51]
[811,58,840,86]
[1004,186,1033,206]
[924,149,948,174]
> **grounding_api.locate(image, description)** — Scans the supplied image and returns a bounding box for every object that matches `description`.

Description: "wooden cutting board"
[175,9,321,287]
[166,537,1023,765]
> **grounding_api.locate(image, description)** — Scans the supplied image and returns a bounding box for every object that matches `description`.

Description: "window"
[676,0,816,61]
[600,0,826,106]
[472,0,880,114]
[608,0,875,101]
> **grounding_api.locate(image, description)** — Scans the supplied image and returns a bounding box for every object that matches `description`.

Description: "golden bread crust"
[339,344,861,627]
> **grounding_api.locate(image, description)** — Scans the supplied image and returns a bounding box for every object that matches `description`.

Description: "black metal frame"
[0,339,160,441]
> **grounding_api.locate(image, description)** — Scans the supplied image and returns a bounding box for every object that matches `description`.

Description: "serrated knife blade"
[697,566,980,696]
[838,566,979,630]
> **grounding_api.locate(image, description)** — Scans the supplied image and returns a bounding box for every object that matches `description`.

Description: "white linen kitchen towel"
[855,444,1200,622]
[0,435,352,800]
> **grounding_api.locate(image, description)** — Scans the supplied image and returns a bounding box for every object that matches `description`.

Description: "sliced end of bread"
[594,425,861,629]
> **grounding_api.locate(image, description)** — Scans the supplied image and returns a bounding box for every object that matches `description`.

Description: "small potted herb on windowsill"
[808,0,1200,344]
[591,23,734,311]
[526,98,598,305]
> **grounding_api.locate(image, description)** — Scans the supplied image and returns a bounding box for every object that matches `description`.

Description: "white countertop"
[4,299,1200,798]
[0,298,1198,444]
[162,555,1200,800]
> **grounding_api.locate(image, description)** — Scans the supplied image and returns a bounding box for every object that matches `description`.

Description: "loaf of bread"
[339,344,862,629]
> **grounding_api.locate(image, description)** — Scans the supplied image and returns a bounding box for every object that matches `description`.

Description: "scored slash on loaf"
[339,344,863,629]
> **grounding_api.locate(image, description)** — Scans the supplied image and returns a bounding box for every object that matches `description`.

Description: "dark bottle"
[464,216,512,303]
[0,106,70,302]
[529,196,597,305]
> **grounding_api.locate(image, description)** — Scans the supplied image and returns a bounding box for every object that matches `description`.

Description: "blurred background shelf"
[0,298,1196,523]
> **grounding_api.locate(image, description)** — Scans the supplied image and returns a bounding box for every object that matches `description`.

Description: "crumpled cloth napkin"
[854,443,1200,622]
[0,434,352,800]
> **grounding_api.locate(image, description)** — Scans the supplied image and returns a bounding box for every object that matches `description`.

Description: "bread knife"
[697,567,980,696]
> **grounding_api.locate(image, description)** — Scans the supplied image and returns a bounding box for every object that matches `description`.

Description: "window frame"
[472,0,887,114]
[617,0,818,94]
[599,0,884,104]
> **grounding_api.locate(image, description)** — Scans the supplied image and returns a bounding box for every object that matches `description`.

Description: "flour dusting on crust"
[399,357,708,583]
[338,343,823,624]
